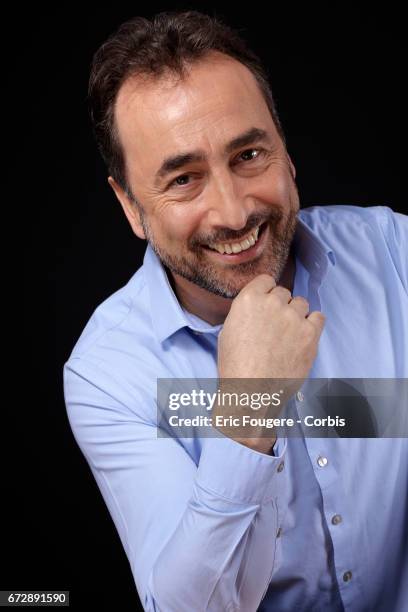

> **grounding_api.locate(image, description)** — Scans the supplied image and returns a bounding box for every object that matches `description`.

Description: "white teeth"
[207,224,263,254]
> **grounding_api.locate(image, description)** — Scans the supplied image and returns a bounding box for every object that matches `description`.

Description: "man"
[63,10,408,612]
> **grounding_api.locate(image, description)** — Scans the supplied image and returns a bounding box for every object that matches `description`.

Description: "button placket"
[296,390,304,402]
[343,570,352,582]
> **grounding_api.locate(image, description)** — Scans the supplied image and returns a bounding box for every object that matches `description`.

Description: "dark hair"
[88,10,286,200]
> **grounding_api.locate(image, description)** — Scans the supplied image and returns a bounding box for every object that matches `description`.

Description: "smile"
[202,221,269,263]
[205,222,263,254]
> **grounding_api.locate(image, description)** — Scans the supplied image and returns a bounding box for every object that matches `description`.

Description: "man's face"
[113,51,299,299]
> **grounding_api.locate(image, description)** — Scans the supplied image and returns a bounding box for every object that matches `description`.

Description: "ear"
[107,176,146,240]
[286,153,296,181]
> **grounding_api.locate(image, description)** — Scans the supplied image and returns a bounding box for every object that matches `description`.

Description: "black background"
[6,4,406,610]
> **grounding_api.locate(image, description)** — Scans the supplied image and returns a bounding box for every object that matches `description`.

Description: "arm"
[63,357,288,612]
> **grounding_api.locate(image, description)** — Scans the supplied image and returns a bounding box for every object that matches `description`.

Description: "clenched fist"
[215,274,326,453]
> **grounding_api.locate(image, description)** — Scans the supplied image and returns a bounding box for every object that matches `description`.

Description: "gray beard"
[141,207,298,299]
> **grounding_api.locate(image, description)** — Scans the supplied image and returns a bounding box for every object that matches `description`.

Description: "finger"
[269,285,292,304]
[289,296,310,317]
[306,311,326,336]
[243,273,276,295]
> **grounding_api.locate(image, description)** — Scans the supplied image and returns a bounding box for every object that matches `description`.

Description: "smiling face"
[109,51,299,319]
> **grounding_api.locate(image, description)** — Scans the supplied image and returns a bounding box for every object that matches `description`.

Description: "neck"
[168,249,296,326]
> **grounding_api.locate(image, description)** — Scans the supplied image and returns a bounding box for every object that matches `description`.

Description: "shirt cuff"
[195,432,288,505]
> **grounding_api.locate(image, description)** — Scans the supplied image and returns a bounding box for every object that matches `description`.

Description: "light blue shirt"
[63,205,408,611]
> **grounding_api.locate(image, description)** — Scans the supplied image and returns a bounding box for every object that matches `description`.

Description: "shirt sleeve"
[63,356,288,612]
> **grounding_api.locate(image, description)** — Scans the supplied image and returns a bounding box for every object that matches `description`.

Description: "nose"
[206,169,254,231]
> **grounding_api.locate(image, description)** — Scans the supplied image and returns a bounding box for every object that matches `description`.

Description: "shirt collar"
[143,212,336,344]
[295,209,336,281]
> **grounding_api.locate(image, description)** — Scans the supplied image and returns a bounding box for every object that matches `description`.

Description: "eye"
[172,175,191,187]
[167,148,265,189]
[236,148,264,163]
[168,173,195,189]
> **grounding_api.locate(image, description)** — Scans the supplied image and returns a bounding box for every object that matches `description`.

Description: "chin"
[205,269,266,299]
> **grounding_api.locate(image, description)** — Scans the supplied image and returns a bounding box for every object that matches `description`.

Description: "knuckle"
[253,273,275,289]
[272,286,291,299]
[291,296,309,308]
[269,294,283,309]
[257,273,275,282]
[282,306,299,323]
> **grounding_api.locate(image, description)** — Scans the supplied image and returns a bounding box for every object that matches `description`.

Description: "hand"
[215,274,326,453]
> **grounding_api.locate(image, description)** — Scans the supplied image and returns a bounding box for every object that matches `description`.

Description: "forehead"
[114,52,277,181]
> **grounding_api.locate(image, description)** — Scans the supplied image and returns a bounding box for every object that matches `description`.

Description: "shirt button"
[343,571,352,582]
[331,514,342,525]
[276,527,282,538]
[277,461,285,473]
[317,456,328,468]
[296,391,304,402]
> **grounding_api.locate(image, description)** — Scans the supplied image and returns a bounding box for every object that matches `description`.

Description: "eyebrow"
[154,126,273,186]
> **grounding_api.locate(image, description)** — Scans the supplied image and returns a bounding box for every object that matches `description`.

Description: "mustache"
[191,208,283,247]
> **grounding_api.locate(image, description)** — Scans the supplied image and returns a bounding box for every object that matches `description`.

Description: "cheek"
[254,166,294,202]
[151,207,202,244]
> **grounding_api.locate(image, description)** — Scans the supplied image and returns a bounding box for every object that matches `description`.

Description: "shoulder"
[299,204,408,291]
[63,262,165,406]
[299,203,405,232]
[299,203,407,248]
[66,265,150,360]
